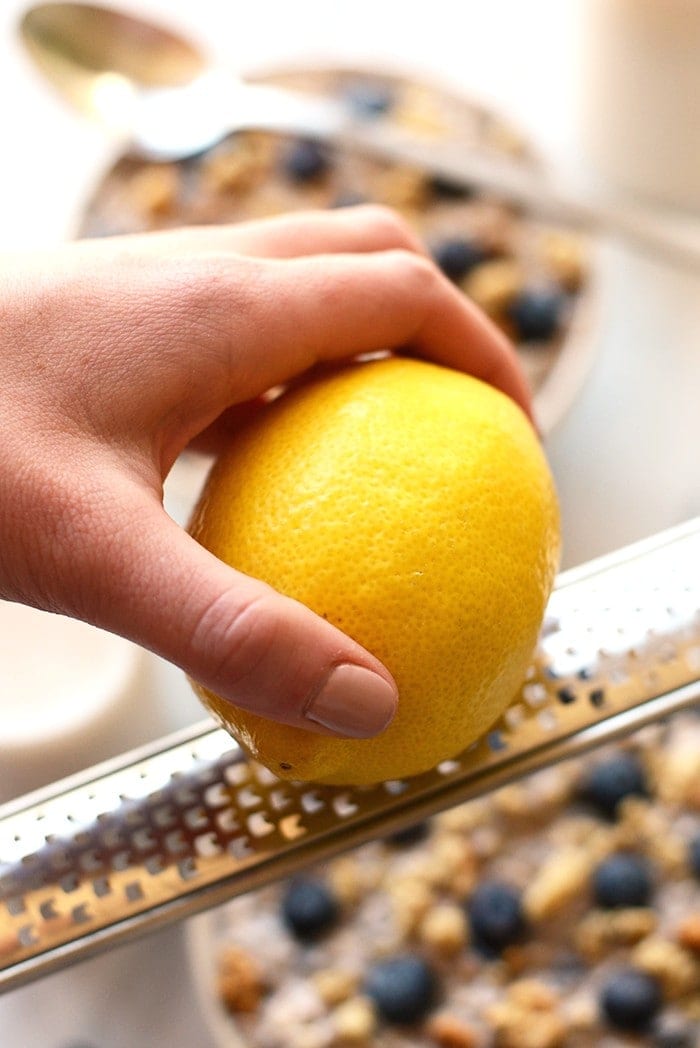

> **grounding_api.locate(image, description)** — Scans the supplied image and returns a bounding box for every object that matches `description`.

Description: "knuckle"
[387,248,440,291]
[190,588,280,690]
[356,205,422,250]
[161,254,264,337]
[168,257,227,322]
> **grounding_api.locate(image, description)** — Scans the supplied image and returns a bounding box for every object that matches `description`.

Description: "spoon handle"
[341,123,700,272]
[130,71,347,162]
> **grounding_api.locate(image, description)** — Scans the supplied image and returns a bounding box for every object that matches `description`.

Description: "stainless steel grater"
[1,518,699,994]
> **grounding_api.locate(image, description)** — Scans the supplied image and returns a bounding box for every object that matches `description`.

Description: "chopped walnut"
[468,201,517,258]
[374,167,429,212]
[416,833,477,889]
[202,138,269,194]
[548,814,611,851]
[419,902,469,955]
[435,798,493,834]
[502,942,557,980]
[540,231,587,291]
[575,908,658,959]
[390,876,434,934]
[394,84,448,136]
[508,980,560,1011]
[486,979,567,1048]
[426,1011,481,1047]
[616,797,686,869]
[290,1027,332,1048]
[494,783,531,819]
[469,824,503,861]
[523,847,593,921]
[632,936,700,999]
[313,968,358,1006]
[216,945,267,1014]
[652,743,700,806]
[651,833,688,876]
[563,996,598,1031]
[492,1009,566,1048]
[684,994,700,1020]
[678,913,700,954]
[464,259,523,318]
[332,994,377,1042]
[127,165,179,217]
[328,855,370,905]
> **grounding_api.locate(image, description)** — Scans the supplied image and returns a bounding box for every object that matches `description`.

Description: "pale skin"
[0,205,532,739]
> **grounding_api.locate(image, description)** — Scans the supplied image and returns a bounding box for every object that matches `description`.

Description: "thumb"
[82,489,398,739]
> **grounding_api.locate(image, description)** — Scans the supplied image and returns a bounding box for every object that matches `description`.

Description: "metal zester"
[1,518,699,993]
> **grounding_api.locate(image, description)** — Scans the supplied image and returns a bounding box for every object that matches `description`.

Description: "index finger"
[217,248,533,420]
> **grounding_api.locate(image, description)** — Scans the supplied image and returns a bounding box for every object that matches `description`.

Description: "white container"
[581,0,700,210]
[0,601,153,803]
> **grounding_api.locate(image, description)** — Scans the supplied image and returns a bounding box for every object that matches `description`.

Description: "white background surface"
[1,1,699,1045]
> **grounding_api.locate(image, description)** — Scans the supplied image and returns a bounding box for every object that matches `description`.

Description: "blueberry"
[387,821,431,847]
[592,853,654,909]
[431,237,487,282]
[508,286,566,341]
[600,968,662,1031]
[364,955,438,1024]
[556,685,577,704]
[580,751,649,819]
[429,175,475,200]
[281,877,339,941]
[589,687,606,708]
[689,834,700,877]
[343,80,394,118]
[466,881,526,954]
[282,138,331,183]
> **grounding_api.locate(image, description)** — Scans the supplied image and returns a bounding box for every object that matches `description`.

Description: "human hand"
[0,206,531,739]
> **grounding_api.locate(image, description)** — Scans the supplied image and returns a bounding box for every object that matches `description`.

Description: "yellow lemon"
[188,357,560,785]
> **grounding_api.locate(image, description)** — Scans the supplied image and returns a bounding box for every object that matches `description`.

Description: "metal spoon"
[19,2,362,158]
[20,1,700,270]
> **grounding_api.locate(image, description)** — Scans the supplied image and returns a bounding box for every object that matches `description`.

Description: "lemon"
[188,357,560,785]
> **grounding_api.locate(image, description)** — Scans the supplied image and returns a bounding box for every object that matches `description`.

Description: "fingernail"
[304,664,398,738]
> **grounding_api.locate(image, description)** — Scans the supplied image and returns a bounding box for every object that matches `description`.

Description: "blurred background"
[1,1,699,1044]
[2,0,583,251]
